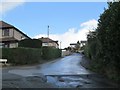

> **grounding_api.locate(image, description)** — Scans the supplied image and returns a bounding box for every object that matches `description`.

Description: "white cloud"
[33,19,98,49]
[80,19,98,30]
[0,0,25,15]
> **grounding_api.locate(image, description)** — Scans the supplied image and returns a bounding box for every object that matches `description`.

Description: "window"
[2,29,9,36]
[43,43,48,46]
[21,36,25,40]
[4,43,9,48]
[0,43,4,48]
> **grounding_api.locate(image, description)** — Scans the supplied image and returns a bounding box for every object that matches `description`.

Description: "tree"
[84,2,120,82]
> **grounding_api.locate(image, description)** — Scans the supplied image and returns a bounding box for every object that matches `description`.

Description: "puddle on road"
[46,75,118,88]
[46,76,70,88]
[46,75,90,88]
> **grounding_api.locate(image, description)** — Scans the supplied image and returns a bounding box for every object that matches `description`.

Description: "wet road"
[38,53,92,75]
[4,53,118,88]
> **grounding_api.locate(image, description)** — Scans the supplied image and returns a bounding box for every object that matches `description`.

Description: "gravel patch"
[2,72,55,88]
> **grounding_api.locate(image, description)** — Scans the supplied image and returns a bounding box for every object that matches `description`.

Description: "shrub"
[42,46,61,60]
[84,2,120,82]
[2,48,42,65]
[18,39,42,48]
[1,47,62,65]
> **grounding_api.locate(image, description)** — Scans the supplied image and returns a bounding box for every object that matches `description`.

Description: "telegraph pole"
[48,25,49,38]
[47,25,49,46]
[60,41,61,49]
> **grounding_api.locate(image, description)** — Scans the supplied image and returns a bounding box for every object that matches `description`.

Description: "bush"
[42,46,61,60]
[18,39,42,48]
[84,2,120,82]
[1,47,62,65]
[2,48,42,65]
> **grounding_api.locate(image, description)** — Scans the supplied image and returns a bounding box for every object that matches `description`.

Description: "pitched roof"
[70,43,77,45]
[0,21,13,28]
[39,37,58,44]
[81,41,87,43]
[0,21,31,39]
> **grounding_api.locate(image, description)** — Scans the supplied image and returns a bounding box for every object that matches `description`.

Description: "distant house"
[0,21,30,48]
[70,43,77,48]
[70,43,78,52]
[80,41,87,46]
[39,37,59,48]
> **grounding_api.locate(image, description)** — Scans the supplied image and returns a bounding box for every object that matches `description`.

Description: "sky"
[0,0,108,48]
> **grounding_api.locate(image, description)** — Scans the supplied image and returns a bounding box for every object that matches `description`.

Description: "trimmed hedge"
[2,48,42,65]
[18,39,42,48]
[42,46,61,60]
[1,47,61,65]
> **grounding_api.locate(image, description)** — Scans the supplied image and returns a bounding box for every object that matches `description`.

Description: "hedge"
[42,46,61,60]
[2,48,42,65]
[1,47,62,65]
[18,39,42,48]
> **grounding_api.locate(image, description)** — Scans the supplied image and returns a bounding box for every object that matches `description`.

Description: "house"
[0,21,30,48]
[70,42,81,52]
[39,37,59,48]
[70,43,77,52]
[70,43,77,48]
[80,41,87,46]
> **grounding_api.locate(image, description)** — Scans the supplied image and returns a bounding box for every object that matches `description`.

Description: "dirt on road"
[2,71,55,88]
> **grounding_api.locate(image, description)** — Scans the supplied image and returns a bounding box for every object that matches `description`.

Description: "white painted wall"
[9,28,14,37]
[42,42,59,48]
[9,43,18,48]
[62,50,71,57]
[13,29,27,41]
